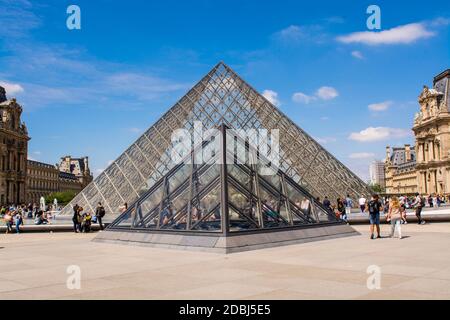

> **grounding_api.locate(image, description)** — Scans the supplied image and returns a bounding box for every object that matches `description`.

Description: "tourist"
[428,195,433,207]
[14,210,23,233]
[95,202,106,230]
[300,198,311,218]
[344,194,353,218]
[388,197,403,239]
[322,196,331,213]
[120,202,128,213]
[437,195,442,207]
[81,211,92,233]
[400,202,408,224]
[358,195,367,213]
[366,194,383,240]
[411,193,426,225]
[337,198,347,223]
[3,209,13,234]
[72,204,81,233]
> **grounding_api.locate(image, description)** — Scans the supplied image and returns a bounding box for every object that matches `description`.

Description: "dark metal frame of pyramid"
[59,61,368,252]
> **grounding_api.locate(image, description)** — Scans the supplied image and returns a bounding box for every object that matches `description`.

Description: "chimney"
[405,144,411,162]
[83,157,89,174]
[0,86,6,103]
[385,146,391,163]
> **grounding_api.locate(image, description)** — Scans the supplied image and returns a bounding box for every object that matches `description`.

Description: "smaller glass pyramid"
[108,125,339,235]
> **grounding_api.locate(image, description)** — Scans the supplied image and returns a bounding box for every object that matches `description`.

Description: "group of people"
[321,195,353,223]
[362,193,428,240]
[1,203,57,234]
[71,202,106,233]
[318,192,432,240]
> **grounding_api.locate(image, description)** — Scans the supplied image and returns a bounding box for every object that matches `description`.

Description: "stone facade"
[0,86,30,205]
[385,145,418,195]
[26,159,92,204]
[26,160,59,204]
[413,69,450,195]
[57,156,92,187]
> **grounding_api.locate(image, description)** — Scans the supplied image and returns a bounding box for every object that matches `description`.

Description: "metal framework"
[60,62,372,218]
[109,124,338,235]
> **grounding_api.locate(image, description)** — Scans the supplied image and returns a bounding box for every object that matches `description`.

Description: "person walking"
[344,194,353,218]
[359,195,367,213]
[3,209,13,234]
[366,194,383,240]
[95,202,106,230]
[428,195,433,208]
[411,193,426,225]
[388,197,403,239]
[337,198,347,223]
[14,210,23,234]
[72,204,81,233]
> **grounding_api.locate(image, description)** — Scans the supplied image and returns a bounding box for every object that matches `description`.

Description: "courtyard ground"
[1,223,449,299]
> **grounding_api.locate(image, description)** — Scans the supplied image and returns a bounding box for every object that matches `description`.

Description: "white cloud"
[107,160,114,166]
[368,100,393,112]
[349,152,375,159]
[33,151,41,155]
[316,86,339,100]
[349,127,411,142]
[292,92,316,104]
[0,81,24,95]
[292,86,339,104]
[351,51,364,59]
[262,89,280,107]
[273,24,328,44]
[336,23,435,45]
[276,25,303,41]
[320,116,329,121]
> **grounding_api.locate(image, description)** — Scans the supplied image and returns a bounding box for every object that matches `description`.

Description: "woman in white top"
[388,197,403,239]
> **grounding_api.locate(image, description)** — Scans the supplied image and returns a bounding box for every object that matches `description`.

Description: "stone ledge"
[93,224,359,253]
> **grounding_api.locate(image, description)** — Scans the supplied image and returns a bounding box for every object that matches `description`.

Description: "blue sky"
[1,0,449,180]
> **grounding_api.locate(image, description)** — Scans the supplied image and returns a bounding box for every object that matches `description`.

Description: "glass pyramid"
[60,62,372,219]
[109,125,338,233]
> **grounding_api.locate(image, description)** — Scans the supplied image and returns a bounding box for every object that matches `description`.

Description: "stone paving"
[0,223,449,299]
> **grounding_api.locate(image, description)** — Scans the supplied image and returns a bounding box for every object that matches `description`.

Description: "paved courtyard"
[1,223,450,300]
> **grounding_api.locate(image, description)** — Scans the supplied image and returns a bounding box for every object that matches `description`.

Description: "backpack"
[420,197,426,207]
[368,200,379,214]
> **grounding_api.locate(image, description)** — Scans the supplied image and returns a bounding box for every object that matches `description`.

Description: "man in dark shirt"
[322,196,331,213]
[366,194,383,239]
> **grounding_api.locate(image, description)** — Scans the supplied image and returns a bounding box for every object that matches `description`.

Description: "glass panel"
[315,205,337,222]
[168,164,191,194]
[191,184,221,232]
[140,183,164,216]
[228,184,258,231]
[197,164,220,190]
[260,185,289,228]
[227,165,251,190]
[285,181,316,223]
